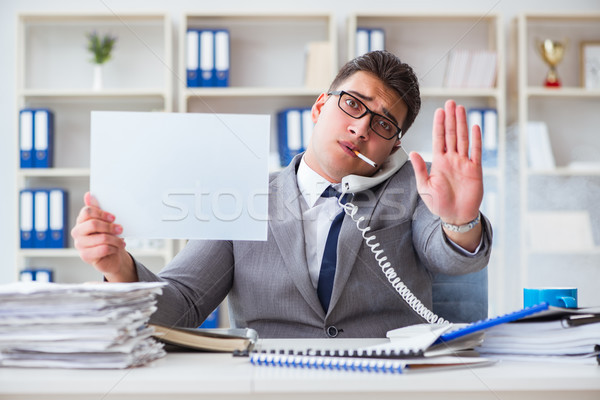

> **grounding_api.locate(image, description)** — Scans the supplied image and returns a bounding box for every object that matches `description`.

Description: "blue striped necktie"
[317,186,347,312]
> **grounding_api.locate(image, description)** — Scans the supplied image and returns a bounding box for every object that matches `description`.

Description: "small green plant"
[86,32,117,64]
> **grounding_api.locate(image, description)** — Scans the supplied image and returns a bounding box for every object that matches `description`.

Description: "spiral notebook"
[248,303,550,373]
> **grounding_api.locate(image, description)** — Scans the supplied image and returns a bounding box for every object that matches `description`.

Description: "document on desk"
[0,282,167,369]
[90,111,270,240]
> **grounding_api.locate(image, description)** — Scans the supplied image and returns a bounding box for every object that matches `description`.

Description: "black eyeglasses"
[328,90,402,140]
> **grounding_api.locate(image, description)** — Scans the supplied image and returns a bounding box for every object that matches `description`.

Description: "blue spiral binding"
[250,353,404,374]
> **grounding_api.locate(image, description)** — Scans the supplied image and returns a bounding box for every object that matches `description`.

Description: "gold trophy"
[537,39,567,87]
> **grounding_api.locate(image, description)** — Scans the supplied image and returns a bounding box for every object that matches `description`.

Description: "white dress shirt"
[297,157,343,289]
[296,156,481,289]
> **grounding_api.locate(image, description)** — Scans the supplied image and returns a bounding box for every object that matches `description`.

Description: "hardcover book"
[150,323,258,353]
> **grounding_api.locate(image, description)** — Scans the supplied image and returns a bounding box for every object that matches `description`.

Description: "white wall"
[2,0,599,311]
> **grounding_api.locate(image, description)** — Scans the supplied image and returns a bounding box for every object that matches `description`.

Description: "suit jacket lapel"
[269,158,325,318]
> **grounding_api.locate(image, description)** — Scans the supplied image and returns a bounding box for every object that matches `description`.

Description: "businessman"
[72,50,492,338]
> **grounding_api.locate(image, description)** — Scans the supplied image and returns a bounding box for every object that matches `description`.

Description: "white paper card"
[90,111,270,240]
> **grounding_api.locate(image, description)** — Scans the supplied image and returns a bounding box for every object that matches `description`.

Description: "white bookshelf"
[15,13,176,283]
[348,12,507,314]
[517,12,600,308]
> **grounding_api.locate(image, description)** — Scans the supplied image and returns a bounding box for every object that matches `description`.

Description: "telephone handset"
[341,147,409,194]
[338,146,450,325]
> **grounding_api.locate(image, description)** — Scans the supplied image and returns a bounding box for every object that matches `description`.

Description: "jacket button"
[326,326,338,338]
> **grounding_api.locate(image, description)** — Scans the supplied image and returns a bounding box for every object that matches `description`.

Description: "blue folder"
[199,30,214,87]
[48,189,68,248]
[214,29,230,87]
[19,189,35,248]
[467,108,498,168]
[278,108,312,166]
[33,189,49,248]
[186,29,200,88]
[19,109,34,168]
[33,109,54,168]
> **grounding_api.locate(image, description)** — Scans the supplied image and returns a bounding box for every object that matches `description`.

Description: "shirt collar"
[297,156,341,208]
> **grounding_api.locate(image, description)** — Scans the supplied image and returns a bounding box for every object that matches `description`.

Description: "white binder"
[34,190,49,248]
[186,29,200,87]
[19,110,34,168]
[214,30,230,87]
[199,30,215,86]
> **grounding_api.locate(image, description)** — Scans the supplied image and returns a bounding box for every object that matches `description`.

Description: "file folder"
[186,29,200,87]
[468,108,498,168]
[34,189,49,248]
[356,28,369,57]
[467,108,483,146]
[48,189,68,248]
[369,28,385,51]
[199,30,214,87]
[483,109,498,168]
[301,109,314,150]
[33,109,53,168]
[19,109,34,168]
[19,269,35,281]
[278,109,304,166]
[214,29,230,87]
[19,189,34,249]
[34,268,53,282]
[19,268,53,282]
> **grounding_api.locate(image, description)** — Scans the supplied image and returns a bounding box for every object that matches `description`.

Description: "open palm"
[410,100,483,225]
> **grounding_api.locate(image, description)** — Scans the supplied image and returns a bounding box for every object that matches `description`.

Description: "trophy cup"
[537,39,567,87]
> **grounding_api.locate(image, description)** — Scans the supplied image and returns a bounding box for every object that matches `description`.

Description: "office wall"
[1,1,599,309]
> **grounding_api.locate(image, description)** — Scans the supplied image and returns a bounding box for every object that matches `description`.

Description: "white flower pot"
[93,65,103,91]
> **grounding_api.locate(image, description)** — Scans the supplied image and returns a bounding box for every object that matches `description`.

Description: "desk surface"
[1,339,599,400]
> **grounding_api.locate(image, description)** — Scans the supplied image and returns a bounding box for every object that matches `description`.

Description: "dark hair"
[328,50,421,135]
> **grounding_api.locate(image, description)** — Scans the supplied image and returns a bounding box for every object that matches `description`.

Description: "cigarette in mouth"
[353,150,378,168]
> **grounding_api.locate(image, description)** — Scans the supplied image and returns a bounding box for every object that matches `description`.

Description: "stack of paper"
[0,282,167,369]
[526,121,556,170]
[477,307,600,364]
[443,50,497,88]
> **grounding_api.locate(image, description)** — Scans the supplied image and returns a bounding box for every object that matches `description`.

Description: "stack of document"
[0,281,167,369]
[477,307,600,364]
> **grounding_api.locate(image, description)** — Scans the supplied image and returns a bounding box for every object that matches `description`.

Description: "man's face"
[304,71,409,183]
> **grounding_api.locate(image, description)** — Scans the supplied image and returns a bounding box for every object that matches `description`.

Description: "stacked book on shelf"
[444,49,497,88]
[19,108,54,168]
[0,282,167,369]
[186,28,230,87]
[278,108,314,166]
[467,108,498,168]
[19,268,53,282]
[19,188,68,249]
[355,28,385,57]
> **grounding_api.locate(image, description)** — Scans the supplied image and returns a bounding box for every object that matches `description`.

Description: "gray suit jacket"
[136,155,492,338]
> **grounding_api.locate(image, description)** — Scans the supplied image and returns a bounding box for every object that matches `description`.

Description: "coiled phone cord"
[339,195,450,325]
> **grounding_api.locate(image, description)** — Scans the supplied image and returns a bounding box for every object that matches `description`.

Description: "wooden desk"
[1,339,599,400]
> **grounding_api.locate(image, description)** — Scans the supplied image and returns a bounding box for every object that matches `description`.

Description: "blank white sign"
[90,111,270,240]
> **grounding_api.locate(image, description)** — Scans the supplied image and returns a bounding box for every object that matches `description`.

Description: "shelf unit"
[176,12,337,326]
[15,13,176,283]
[179,12,337,160]
[348,12,507,314]
[517,13,600,309]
